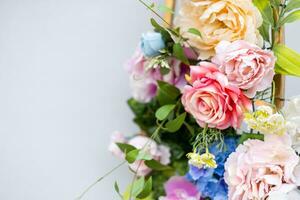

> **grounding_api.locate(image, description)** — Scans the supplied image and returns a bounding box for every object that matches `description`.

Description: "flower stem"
[76,161,126,200]
[128,121,164,200]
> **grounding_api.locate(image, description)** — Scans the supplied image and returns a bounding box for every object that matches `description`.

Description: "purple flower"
[160,176,201,200]
[125,48,187,103]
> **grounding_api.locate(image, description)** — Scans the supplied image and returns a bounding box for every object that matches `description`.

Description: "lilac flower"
[159,176,201,200]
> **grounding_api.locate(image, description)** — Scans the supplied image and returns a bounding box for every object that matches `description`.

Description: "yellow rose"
[175,0,263,59]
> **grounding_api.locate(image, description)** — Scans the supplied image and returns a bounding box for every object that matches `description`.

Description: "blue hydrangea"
[186,137,238,200]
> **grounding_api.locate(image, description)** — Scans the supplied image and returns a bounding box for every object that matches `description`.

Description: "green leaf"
[125,149,140,164]
[155,104,176,121]
[158,4,174,14]
[286,0,300,12]
[280,10,300,25]
[239,133,264,144]
[165,112,186,133]
[253,0,274,26]
[114,181,123,199]
[132,177,145,197]
[273,44,300,76]
[184,122,195,136]
[173,43,189,65]
[137,177,153,199]
[187,28,202,38]
[150,18,173,43]
[145,159,172,171]
[136,151,153,161]
[156,81,180,105]
[116,143,137,153]
[259,21,271,42]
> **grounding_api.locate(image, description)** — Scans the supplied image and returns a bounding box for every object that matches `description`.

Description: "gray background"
[0,0,299,200]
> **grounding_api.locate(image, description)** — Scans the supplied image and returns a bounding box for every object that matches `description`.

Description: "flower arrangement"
[77,0,300,199]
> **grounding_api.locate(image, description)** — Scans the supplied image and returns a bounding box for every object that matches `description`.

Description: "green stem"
[138,0,170,26]
[76,161,127,200]
[128,121,164,200]
[272,80,276,105]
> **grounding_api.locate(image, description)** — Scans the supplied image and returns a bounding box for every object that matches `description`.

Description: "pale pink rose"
[181,62,251,130]
[126,48,188,103]
[128,136,171,176]
[212,40,276,97]
[224,134,300,200]
[109,133,171,177]
[159,176,201,200]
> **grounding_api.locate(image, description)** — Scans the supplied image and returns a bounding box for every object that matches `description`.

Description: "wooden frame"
[164,0,286,109]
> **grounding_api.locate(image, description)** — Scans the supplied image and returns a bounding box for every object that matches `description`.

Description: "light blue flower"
[141,32,165,57]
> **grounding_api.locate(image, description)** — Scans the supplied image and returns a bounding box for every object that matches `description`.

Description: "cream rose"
[175,0,263,59]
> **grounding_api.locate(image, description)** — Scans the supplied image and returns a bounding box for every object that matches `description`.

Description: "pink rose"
[159,176,201,200]
[224,134,300,200]
[181,62,251,130]
[108,133,171,176]
[126,48,187,103]
[212,40,275,98]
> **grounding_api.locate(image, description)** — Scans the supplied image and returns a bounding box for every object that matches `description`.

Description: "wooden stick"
[274,3,286,109]
[164,0,176,27]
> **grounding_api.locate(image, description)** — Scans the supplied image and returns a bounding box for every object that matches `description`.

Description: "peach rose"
[175,0,263,59]
[181,62,251,130]
[224,134,300,200]
[212,40,275,98]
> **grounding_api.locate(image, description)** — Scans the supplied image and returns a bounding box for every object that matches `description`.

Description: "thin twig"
[76,161,126,200]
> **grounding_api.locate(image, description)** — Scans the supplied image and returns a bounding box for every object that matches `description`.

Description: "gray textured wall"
[0,1,299,200]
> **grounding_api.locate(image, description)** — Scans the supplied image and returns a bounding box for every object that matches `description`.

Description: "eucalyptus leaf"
[286,0,300,12]
[145,159,172,171]
[273,44,300,76]
[187,28,202,38]
[165,112,187,133]
[239,133,264,144]
[125,149,140,164]
[280,10,300,25]
[155,104,176,121]
[137,177,153,199]
[173,43,189,65]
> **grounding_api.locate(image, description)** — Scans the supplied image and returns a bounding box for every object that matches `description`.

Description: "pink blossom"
[108,131,126,158]
[212,40,275,98]
[108,133,171,176]
[126,48,187,103]
[159,176,201,200]
[181,62,251,130]
[224,134,300,200]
